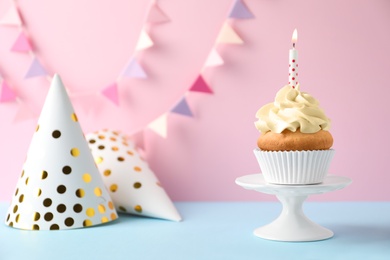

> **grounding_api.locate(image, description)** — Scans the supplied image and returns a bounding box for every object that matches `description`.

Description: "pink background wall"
[0,0,389,202]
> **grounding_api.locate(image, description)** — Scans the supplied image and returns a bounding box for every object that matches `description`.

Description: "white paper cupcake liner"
[254,148,335,184]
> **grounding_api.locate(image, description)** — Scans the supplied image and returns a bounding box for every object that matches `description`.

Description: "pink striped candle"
[289,29,298,88]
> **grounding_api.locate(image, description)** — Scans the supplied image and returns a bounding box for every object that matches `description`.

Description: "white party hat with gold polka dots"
[5,74,118,230]
[87,129,181,221]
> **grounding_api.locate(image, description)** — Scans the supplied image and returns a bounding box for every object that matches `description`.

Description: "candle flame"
[291,29,298,44]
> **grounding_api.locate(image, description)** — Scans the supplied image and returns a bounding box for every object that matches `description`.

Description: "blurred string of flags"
[0,0,254,141]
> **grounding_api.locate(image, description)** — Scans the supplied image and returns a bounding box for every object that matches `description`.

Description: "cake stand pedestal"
[235,174,352,242]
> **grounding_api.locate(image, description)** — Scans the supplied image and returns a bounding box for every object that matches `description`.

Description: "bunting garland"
[0,0,255,145]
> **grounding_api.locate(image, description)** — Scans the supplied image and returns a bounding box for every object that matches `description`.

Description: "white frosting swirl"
[255,84,331,134]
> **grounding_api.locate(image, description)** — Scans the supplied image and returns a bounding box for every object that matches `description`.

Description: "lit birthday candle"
[289,29,298,88]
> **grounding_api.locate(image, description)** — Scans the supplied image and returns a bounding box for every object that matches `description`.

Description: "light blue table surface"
[1,201,389,260]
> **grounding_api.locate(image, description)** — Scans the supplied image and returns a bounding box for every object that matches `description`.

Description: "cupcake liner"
[254,148,335,184]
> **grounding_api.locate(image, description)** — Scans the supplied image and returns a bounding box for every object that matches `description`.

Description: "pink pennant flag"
[204,49,224,67]
[121,58,147,78]
[24,58,48,78]
[189,75,213,94]
[228,0,254,19]
[0,81,17,102]
[11,32,32,52]
[136,29,154,51]
[170,97,193,117]
[148,113,168,138]
[101,83,120,106]
[0,5,22,26]
[13,101,36,123]
[216,23,244,44]
[147,2,170,24]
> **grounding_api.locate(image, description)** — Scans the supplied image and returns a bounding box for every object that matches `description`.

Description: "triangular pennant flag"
[87,130,181,221]
[101,83,119,106]
[6,74,118,230]
[11,32,32,52]
[121,58,147,79]
[189,75,213,94]
[13,101,36,123]
[135,29,154,51]
[0,5,22,26]
[216,23,244,44]
[228,0,255,19]
[147,2,170,24]
[24,58,48,78]
[148,114,168,138]
[170,97,193,117]
[204,49,224,67]
[0,81,17,102]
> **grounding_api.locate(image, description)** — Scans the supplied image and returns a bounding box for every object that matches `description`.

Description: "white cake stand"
[235,174,352,242]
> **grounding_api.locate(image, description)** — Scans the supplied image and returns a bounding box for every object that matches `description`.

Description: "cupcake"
[254,84,334,184]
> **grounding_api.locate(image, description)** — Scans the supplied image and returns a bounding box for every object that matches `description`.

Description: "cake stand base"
[235,174,352,242]
[254,195,333,241]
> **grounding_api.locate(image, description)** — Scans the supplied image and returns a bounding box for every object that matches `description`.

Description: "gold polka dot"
[52,130,61,138]
[36,188,42,197]
[127,151,134,156]
[13,205,18,213]
[98,204,106,214]
[109,137,117,141]
[95,157,103,164]
[43,198,52,207]
[133,182,142,189]
[33,212,40,221]
[71,113,78,122]
[21,170,24,178]
[98,135,105,140]
[15,214,20,223]
[103,169,111,176]
[71,148,80,157]
[108,201,114,210]
[76,189,85,198]
[98,145,105,150]
[110,213,117,220]
[65,217,74,227]
[89,139,96,144]
[83,220,92,227]
[15,188,19,196]
[101,216,109,223]
[36,125,39,132]
[86,208,95,217]
[94,187,102,197]
[119,206,126,212]
[32,224,40,230]
[73,204,83,213]
[134,205,142,213]
[112,131,119,135]
[41,170,48,179]
[122,142,128,146]
[62,166,72,174]
[44,212,53,221]
[83,173,92,183]
[117,157,124,162]
[110,184,118,192]
[50,224,59,230]
[19,194,24,203]
[134,166,142,172]
[57,204,66,213]
[112,146,119,151]
[6,214,10,222]
[57,185,66,194]
[25,177,29,185]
